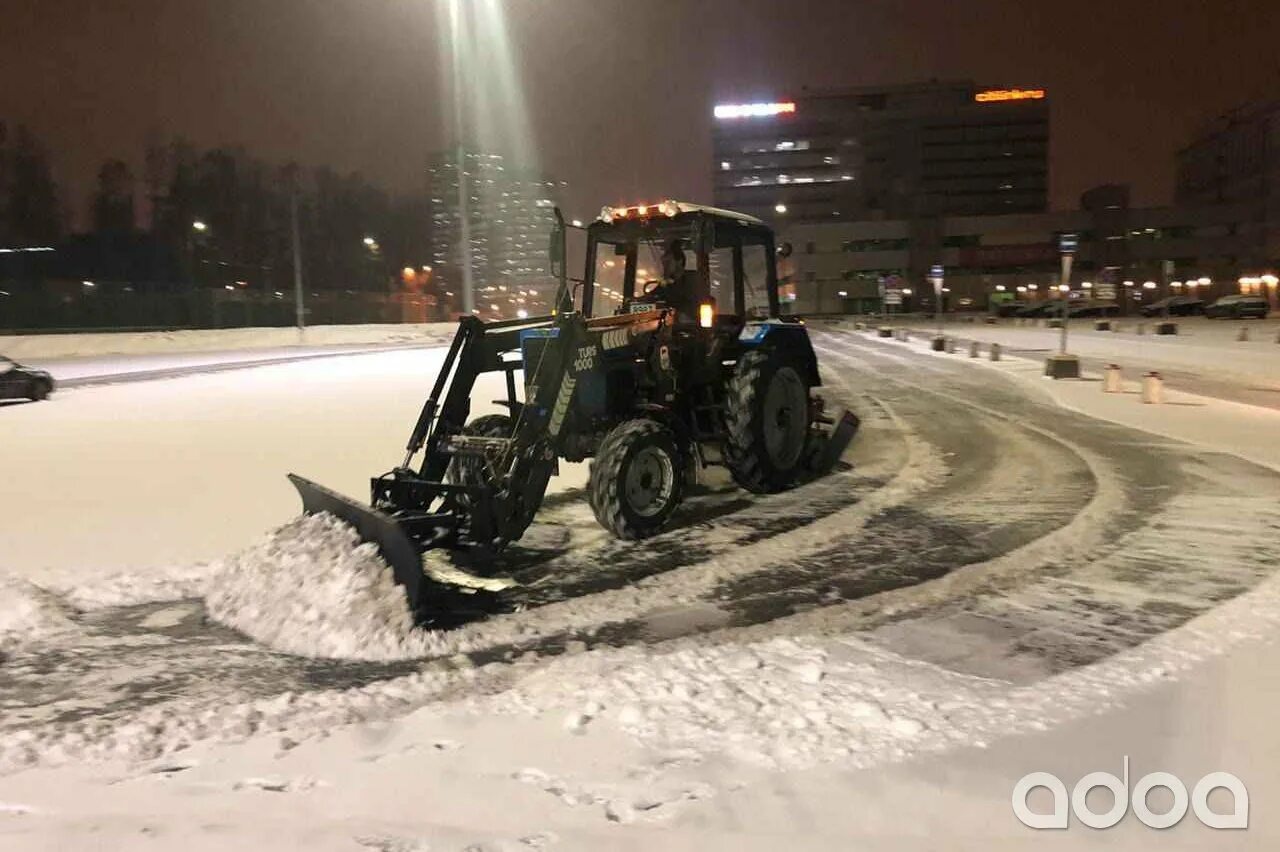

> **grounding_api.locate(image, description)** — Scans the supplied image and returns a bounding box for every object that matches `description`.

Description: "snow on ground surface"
[889,313,1280,392]
[3,326,1280,849]
[0,322,457,360]
[0,347,581,594]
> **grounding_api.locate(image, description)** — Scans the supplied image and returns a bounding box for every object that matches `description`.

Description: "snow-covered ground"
[2,327,1279,850]
[888,314,1280,396]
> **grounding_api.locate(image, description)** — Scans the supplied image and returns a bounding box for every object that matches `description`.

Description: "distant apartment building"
[427,148,566,317]
[711,81,1050,224]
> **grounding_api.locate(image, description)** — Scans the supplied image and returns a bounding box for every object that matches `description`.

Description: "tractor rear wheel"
[589,418,684,539]
[725,347,811,493]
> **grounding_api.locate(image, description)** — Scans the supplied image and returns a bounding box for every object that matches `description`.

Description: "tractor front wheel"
[589,418,684,539]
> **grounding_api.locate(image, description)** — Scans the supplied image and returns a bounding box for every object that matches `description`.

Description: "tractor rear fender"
[737,321,821,387]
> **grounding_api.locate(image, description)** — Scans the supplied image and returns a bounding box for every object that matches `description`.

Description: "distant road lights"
[1058,284,1069,292]
[1197,277,1211,286]
[1081,281,1093,289]
[774,203,788,214]
[1016,285,1028,293]
[571,219,583,228]
[82,280,95,288]
[1143,281,1157,290]
[192,220,208,232]
[995,284,1007,291]
[422,265,432,272]
[1028,283,1038,291]
[837,290,848,297]
[1171,280,1183,289]
[516,308,529,319]
[362,236,377,247]
[902,287,912,295]
[1123,280,1135,288]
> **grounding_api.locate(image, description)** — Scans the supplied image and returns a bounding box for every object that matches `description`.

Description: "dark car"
[1205,295,1270,319]
[1068,300,1121,318]
[1140,295,1205,317]
[1015,300,1065,318]
[995,301,1028,317]
[0,356,55,401]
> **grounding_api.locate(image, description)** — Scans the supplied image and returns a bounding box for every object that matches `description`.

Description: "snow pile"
[0,575,77,653]
[205,513,449,661]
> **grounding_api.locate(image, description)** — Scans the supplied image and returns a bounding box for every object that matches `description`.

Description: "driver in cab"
[639,238,697,321]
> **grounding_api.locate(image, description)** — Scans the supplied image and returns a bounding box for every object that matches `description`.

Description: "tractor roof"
[596,200,766,228]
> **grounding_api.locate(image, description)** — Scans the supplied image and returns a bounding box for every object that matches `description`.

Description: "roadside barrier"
[990,342,1002,361]
[1104,364,1123,393]
[1238,326,1250,342]
[1142,371,1164,404]
[969,340,980,358]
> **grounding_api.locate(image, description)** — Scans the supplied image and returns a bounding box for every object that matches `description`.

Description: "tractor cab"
[552,201,783,327]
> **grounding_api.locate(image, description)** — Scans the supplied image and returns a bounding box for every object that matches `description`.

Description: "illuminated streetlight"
[571,219,583,228]
[902,287,912,295]
[1028,284,1038,291]
[1197,277,1211,286]
[1058,284,1069,292]
[995,284,1006,291]
[774,203,788,214]
[1016,285,1027,293]
[82,280,95,288]
[363,236,376,247]
[1081,281,1093,289]
[192,220,208,232]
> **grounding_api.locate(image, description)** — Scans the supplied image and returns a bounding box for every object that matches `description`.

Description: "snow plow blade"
[811,409,861,474]
[288,473,430,613]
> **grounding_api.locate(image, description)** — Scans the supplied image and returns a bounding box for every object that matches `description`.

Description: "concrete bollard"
[945,337,957,354]
[1238,326,1250,342]
[1136,323,1145,335]
[878,326,893,338]
[1104,363,1123,393]
[969,340,980,358]
[1094,319,1111,332]
[990,342,1002,361]
[1141,371,1163,404]
[931,334,946,351]
[1155,321,1178,335]
[854,321,865,330]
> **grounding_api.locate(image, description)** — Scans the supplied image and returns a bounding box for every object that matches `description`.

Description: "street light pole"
[290,184,304,333]
[1058,233,1077,355]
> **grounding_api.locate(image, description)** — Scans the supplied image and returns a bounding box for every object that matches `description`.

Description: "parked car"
[1068,300,1121,318]
[995,301,1028,317]
[1205,294,1270,319]
[0,356,55,401]
[1015,301,1064,318]
[1140,295,1205,317]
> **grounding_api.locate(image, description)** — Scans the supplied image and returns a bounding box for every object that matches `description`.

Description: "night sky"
[4,0,1278,228]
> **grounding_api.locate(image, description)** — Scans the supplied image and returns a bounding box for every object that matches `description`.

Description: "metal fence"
[0,288,437,333]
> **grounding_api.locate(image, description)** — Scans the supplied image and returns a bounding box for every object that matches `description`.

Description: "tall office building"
[711,81,1050,223]
[428,148,566,317]
[1176,100,1280,270]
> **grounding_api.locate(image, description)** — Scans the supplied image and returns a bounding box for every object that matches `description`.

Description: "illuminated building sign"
[714,101,797,119]
[974,88,1046,103]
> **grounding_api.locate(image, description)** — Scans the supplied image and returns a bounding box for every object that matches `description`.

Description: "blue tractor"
[291,201,858,619]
